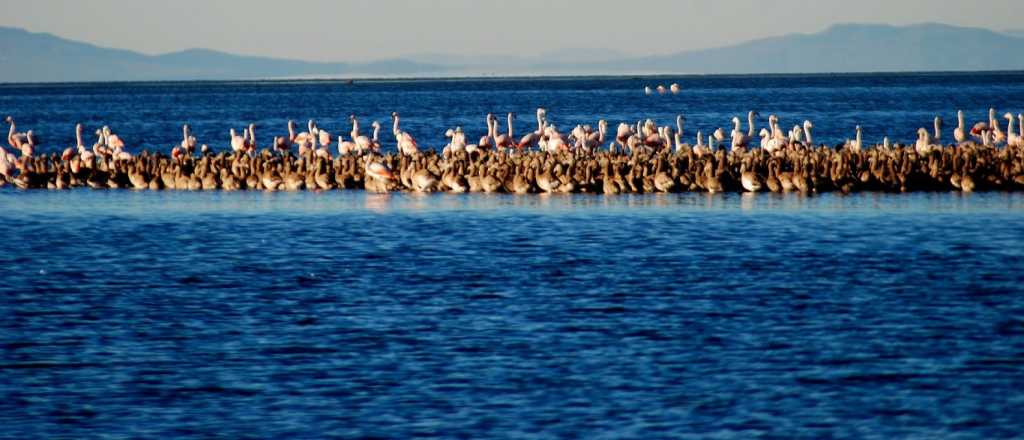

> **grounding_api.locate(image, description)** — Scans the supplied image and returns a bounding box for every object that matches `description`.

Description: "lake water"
[2,72,1024,153]
[3,74,1024,438]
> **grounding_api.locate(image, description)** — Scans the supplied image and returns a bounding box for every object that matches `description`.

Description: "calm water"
[2,72,1024,153]
[3,74,1024,438]
[2,189,1024,438]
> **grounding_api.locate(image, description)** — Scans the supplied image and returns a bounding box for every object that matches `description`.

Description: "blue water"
[2,72,1024,154]
[4,74,1024,438]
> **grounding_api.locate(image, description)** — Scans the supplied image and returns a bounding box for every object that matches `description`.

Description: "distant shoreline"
[3,70,1024,87]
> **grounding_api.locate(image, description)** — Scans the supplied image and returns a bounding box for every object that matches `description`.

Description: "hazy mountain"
[601,23,1024,74]
[0,26,446,82]
[2,23,1022,83]
[1003,29,1024,38]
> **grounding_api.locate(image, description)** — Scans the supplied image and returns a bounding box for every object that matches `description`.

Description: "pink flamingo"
[102,126,125,150]
[391,112,419,155]
[364,157,396,181]
[517,109,546,149]
[495,113,514,150]
[5,116,28,150]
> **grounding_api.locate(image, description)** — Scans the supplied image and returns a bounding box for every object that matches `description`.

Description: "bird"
[392,112,419,155]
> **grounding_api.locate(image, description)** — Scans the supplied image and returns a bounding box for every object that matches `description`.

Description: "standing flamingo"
[517,109,546,149]
[494,113,514,150]
[230,128,246,152]
[1005,113,1022,147]
[954,110,967,144]
[391,112,419,155]
[478,114,495,150]
[5,117,28,152]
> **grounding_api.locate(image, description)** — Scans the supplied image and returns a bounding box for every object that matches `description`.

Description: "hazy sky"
[1,0,1021,61]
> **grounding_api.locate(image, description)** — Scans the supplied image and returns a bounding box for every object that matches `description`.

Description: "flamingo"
[364,157,396,181]
[444,127,467,155]
[102,126,125,150]
[730,116,752,151]
[990,108,1006,145]
[712,127,726,146]
[915,127,934,155]
[5,116,29,153]
[614,122,633,151]
[669,83,681,94]
[391,112,419,155]
[954,110,968,144]
[644,86,653,95]
[1005,112,1022,147]
[803,120,814,146]
[478,114,495,150]
[354,121,382,153]
[691,130,708,156]
[971,109,997,140]
[0,143,15,181]
[181,124,197,153]
[19,130,36,157]
[582,120,607,151]
[495,113,514,150]
[845,126,863,153]
[285,120,298,145]
[675,115,685,142]
[337,132,359,156]
[656,85,667,95]
[294,120,316,152]
[230,128,246,152]
[790,125,804,144]
[246,123,257,152]
[517,109,546,149]
[91,129,111,159]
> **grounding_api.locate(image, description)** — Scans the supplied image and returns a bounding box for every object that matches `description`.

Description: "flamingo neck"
[934,119,941,140]
[507,114,513,138]
[958,112,965,131]
[747,112,756,137]
[76,126,83,148]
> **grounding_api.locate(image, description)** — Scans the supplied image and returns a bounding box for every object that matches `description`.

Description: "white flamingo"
[1005,112,1022,147]
[845,126,863,153]
[803,120,814,146]
[230,128,246,152]
[954,110,967,144]
[391,112,419,155]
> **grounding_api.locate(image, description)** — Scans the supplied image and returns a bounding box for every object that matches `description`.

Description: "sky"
[1,0,1021,61]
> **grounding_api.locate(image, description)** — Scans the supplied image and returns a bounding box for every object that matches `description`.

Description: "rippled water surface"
[2,72,1024,153]
[3,189,1024,438]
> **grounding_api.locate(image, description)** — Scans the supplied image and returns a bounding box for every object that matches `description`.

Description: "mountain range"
[1,22,1022,83]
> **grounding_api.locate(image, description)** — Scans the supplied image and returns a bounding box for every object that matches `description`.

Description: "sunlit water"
[3,188,1024,438]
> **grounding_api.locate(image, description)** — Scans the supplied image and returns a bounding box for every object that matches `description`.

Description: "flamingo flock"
[2,109,1024,193]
